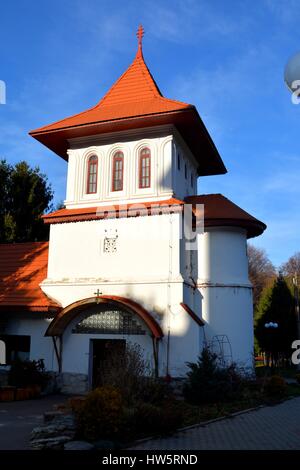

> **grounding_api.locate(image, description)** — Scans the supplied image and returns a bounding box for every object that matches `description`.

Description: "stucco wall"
[65,129,198,209]
[5,315,57,372]
[197,227,254,368]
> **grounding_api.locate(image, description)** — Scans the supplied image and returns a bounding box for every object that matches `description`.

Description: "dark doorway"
[91,339,126,388]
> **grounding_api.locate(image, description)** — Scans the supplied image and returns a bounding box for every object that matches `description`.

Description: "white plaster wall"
[198,227,249,285]
[65,129,198,209]
[46,213,181,286]
[65,134,174,209]
[164,303,204,377]
[5,316,57,371]
[197,227,254,368]
[172,136,198,200]
[200,286,254,368]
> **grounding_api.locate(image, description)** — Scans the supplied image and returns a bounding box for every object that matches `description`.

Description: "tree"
[0,160,11,240]
[254,274,296,365]
[281,252,300,277]
[247,244,276,308]
[0,160,53,243]
[280,252,300,285]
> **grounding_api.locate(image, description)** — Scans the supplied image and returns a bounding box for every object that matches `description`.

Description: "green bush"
[99,343,171,406]
[264,375,287,398]
[183,348,243,405]
[136,377,171,405]
[131,401,183,437]
[8,358,49,388]
[74,386,123,441]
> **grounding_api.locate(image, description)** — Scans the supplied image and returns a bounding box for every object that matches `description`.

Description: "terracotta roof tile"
[31,53,191,134]
[185,194,266,238]
[42,198,184,224]
[0,242,60,312]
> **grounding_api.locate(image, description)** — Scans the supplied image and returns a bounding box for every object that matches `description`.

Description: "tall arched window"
[112,151,124,191]
[86,155,98,194]
[139,148,151,188]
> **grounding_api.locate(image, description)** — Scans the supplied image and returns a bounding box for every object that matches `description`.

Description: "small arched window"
[112,151,124,191]
[139,148,151,188]
[86,155,98,194]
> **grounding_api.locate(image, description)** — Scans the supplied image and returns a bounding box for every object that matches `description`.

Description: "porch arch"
[45,295,163,338]
[45,295,163,376]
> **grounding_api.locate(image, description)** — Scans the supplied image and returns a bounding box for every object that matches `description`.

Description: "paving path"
[132,397,300,450]
[0,395,67,450]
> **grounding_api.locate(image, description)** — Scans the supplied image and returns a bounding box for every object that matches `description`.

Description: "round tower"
[186,194,266,369]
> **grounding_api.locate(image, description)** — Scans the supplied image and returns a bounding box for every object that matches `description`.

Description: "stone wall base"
[59,373,89,395]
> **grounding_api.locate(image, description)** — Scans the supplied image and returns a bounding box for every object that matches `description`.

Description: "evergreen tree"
[0,160,53,242]
[255,274,297,363]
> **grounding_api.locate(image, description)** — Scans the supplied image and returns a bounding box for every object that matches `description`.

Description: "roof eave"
[29,108,227,177]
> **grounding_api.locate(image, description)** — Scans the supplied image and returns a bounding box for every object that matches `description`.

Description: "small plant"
[136,377,171,405]
[99,343,169,405]
[130,401,183,437]
[264,375,287,398]
[8,358,49,389]
[183,347,243,405]
[74,385,122,441]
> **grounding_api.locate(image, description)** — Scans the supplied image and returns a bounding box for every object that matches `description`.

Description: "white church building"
[0,27,266,393]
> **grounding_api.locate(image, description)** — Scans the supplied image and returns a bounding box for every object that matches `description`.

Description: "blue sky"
[0,0,299,267]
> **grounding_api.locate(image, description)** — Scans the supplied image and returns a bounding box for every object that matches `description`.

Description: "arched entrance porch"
[45,296,163,384]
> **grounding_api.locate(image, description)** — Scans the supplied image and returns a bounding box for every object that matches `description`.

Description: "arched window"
[86,155,98,194]
[112,151,124,191]
[139,148,151,188]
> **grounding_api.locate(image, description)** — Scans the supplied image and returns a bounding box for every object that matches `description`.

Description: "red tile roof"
[0,242,60,312]
[42,198,184,224]
[29,31,226,177]
[185,194,266,238]
[33,48,190,133]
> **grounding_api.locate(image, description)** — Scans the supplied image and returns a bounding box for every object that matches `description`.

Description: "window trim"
[86,155,98,194]
[139,147,151,189]
[112,151,124,192]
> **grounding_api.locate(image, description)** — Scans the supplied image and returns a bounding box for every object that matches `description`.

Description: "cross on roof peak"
[136,25,144,54]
